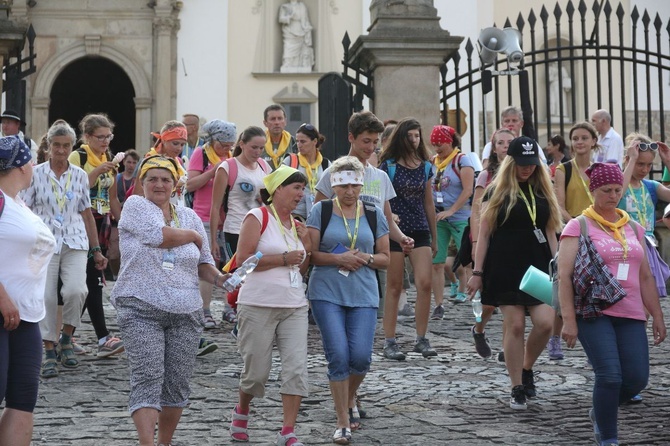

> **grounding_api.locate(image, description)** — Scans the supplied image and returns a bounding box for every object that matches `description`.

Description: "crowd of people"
[0,104,667,446]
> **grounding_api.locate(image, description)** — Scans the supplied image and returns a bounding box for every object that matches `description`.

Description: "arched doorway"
[49,57,135,154]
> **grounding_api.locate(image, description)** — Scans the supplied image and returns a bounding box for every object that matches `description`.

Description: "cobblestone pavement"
[25,285,670,446]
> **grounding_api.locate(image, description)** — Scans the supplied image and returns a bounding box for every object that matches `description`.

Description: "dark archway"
[49,57,135,154]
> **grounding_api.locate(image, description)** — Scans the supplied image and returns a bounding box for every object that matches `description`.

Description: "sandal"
[275,431,304,446]
[355,394,367,418]
[40,358,59,378]
[332,427,351,445]
[58,343,79,368]
[348,407,361,431]
[230,406,249,442]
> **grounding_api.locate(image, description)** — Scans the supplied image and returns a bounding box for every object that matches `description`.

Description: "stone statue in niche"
[549,63,571,119]
[279,0,314,73]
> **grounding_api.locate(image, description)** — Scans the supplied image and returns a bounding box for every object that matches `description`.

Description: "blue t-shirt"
[432,154,474,222]
[380,161,433,233]
[618,180,659,236]
[306,201,389,308]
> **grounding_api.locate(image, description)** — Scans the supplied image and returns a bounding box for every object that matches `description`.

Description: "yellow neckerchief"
[145,148,187,178]
[571,158,594,204]
[583,206,630,260]
[334,197,361,249]
[204,142,222,165]
[627,182,649,229]
[298,152,323,193]
[264,130,292,168]
[517,183,537,228]
[269,203,298,252]
[82,144,106,167]
[434,148,460,173]
[49,170,72,214]
[166,204,180,228]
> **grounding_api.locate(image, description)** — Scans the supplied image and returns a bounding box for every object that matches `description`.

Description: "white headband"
[331,170,364,187]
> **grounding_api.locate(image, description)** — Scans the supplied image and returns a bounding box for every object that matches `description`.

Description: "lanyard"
[49,171,72,213]
[270,204,298,251]
[166,204,180,228]
[334,197,361,249]
[593,219,628,261]
[627,184,648,229]
[571,158,594,204]
[517,183,537,228]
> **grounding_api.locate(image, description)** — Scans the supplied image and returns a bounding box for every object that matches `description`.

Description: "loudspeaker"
[477,27,506,64]
[502,28,523,64]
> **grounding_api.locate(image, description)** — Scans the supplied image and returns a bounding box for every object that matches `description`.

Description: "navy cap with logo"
[508,136,541,166]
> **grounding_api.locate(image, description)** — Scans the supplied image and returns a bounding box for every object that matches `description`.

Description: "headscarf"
[263,165,299,201]
[139,156,179,183]
[150,126,188,152]
[586,162,623,192]
[202,120,236,144]
[430,125,455,146]
[0,135,31,170]
[331,170,365,187]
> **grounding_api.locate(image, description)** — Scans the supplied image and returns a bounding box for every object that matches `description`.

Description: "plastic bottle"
[472,291,483,323]
[222,251,263,292]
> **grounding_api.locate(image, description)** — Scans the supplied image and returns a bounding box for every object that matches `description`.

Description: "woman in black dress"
[467,137,563,410]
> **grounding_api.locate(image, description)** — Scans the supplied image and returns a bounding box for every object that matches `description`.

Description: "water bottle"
[472,291,483,323]
[222,251,263,292]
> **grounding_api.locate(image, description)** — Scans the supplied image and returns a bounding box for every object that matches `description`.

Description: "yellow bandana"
[145,147,186,178]
[81,144,107,168]
[264,130,292,168]
[434,148,460,173]
[204,143,223,165]
[140,156,179,183]
[298,152,323,192]
[263,165,299,201]
[583,206,631,257]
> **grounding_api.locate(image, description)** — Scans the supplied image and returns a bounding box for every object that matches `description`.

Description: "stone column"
[134,97,153,155]
[153,16,175,129]
[348,0,462,130]
[31,96,50,141]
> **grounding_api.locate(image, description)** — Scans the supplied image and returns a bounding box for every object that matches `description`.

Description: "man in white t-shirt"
[481,105,546,168]
[591,109,624,167]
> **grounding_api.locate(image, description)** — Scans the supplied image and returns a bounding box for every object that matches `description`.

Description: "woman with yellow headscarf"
[228,165,312,446]
[112,155,230,446]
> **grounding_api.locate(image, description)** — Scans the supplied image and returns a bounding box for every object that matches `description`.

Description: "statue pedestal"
[347,1,462,130]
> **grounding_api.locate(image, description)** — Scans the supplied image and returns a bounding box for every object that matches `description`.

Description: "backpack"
[184,147,210,209]
[287,153,330,171]
[318,199,382,298]
[223,206,270,309]
[222,157,272,213]
[383,158,433,183]
[550,215,641,316]
[433,153,476,206]
[560,160,573,191]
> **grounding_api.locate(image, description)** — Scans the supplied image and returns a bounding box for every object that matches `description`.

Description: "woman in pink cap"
[558,162,666,446]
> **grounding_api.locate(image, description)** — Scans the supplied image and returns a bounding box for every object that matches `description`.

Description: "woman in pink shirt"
[558,162,666,446]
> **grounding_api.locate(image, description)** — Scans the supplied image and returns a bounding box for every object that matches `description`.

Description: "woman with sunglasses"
[111,156,227,446]
[283,123,330,221]
[68,113,124,357]
[209,126,272,263]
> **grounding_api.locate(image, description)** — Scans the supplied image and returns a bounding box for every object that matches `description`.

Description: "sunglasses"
[298,123,316,132]
[637,142,658,151]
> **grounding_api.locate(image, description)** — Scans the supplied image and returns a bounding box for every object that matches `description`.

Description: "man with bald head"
[591,109,624,167]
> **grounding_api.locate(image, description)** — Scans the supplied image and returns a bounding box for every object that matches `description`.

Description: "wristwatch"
[367,254,374,265]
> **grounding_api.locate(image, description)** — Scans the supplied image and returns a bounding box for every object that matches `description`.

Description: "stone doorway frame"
[31,39,152,151]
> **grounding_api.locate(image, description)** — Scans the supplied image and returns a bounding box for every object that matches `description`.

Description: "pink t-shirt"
[188,147,218,222]
[560,218,646,321]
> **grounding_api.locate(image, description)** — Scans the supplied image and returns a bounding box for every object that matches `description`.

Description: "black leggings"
[81,215,110,340]
[0,316,42,412]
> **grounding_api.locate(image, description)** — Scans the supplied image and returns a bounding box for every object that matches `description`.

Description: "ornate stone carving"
[84,35,101,56]
[153,17,178,34]
[278,0,314,73]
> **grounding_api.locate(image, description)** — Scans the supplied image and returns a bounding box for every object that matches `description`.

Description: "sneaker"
[509,385,527,410]
[547,335,564,360]
[413,338,437,358]
[430,305,445,320]
[454,292,468,303]
[197,338,218,357]
[398,303,415,317]
[627,394,643,404]
[222,308,237,323]
[97,334,124,357]
[497,350,505,363]
[589,408,601,445]
[449,281,459,298]
[522,368,538,398]
[382,342,406,361]
[471,326,492,358]
[203,313,217,329]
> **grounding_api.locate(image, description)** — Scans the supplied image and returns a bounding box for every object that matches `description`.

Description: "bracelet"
[472,270,484,276]
[282,251,288,266]
[90,246,102,253]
